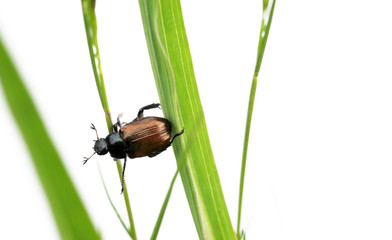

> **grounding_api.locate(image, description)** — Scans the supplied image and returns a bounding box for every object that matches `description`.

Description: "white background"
[1,1,392,239]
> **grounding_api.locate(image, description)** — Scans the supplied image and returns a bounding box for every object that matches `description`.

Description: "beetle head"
[83,124,109,165]
[94,138,109,155]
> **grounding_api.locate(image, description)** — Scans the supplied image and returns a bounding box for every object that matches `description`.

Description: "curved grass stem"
[236,0,276,238]
[81,0,137,238]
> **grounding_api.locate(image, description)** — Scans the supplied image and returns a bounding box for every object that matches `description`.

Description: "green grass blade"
[150,170,178,240]
[150,129,196,239]
[81,0,111,129]
[253,0,276,77]
[236,0,276,238]
[0,35,100,240]
[98,165,133,238]
[138,1,236,239]
[81,1,137,238]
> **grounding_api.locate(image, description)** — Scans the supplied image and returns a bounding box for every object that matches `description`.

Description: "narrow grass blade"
[139,1,236,239]
[80,0,111,129]
[150,170,178,240]
[81,0,136,238]
[98,165,133,238]
[0,35,100,239]
[150,125,197,239]
[236,0,276,238]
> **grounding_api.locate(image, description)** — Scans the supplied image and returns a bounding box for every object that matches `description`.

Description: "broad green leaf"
[81,0,137,238]
[0,35,100,239]
[138,1,236,239]
[237,0,276,238]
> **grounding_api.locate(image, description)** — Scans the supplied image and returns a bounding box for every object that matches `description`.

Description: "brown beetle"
[83,103,184,193]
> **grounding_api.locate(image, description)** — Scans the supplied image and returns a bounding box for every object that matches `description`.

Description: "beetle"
[83,103,184,193]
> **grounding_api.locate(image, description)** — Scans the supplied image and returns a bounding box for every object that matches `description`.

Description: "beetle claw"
[83,152,96,164]
[90,123,99,139]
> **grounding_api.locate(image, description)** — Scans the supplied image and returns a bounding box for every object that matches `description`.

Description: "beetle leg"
[113,115,120,132]
[117,113,125,127]
[121,157,127,194]
[136,103,161,120]
[113,114,125,133]
[148,128,184,158]
[170,128,185,145]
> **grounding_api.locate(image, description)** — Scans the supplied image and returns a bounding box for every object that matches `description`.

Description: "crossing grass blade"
[150,170,178,240]
[138,0,236,239]
[98,165,133,238]
[150,131,197,239]
[0,34,100,240]
[81,0,136,238]
[236,0,276,238]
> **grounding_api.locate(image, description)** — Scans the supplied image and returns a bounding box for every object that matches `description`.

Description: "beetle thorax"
[106,132,127,159]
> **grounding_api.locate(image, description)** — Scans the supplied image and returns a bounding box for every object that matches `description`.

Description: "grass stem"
[81,0,137,238]
[236,1,276,238]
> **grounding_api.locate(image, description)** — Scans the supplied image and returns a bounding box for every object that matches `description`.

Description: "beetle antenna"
[90,123,99,139]
[83,152,96,164]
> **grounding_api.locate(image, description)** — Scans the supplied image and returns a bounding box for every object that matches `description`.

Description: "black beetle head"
[94,138,109,155]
